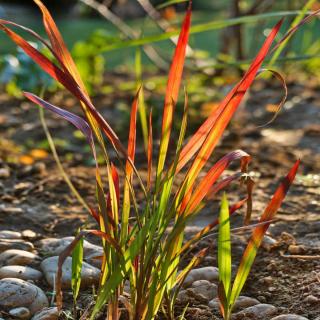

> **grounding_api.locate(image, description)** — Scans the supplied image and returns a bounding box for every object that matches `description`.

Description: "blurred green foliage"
[0,30,116,96]
[0,43,56,96]
[71,29,116,93]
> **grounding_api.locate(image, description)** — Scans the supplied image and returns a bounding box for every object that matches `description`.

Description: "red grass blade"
[111,164,120,208]
[176,19,283,174]
[89,207,100,225]
[156,1,191,181]
[121,90,140,243]
[229,159,300,306]
[0,25,82,98]
[182,150,250,215]
[0,10,127,158]
[126,89,140,175]
[206,173,243,200]
[34,0,88,95]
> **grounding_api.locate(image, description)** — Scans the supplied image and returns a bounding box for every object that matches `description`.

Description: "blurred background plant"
[0,0,318,99]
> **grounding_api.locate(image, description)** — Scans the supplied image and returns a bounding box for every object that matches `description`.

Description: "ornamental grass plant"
[0,1,310,319]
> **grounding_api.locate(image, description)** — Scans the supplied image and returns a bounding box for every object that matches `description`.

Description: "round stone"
[31,307,59,320]
[0,231,22,239]
[0,265,42,281]
[9,307,31,319]
[41,256,100,289]
[0,278,48,315]
[270,315,309,320]
[0,250,40,266]
[183,267,219,287]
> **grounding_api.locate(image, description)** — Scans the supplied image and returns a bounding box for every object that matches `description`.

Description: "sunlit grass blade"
[147,109,153,191]
[182,150,250,215]
[179,197,247,256]
[99,11,306,52]
[34,0,89,95]
[218,193,231,319]
[71,235,84,304]
[156,1,191,188]
[269,1,319,67]
[121,89,140,246]
[135,48,148,152]
[175,19,283,176]
[0,11,128,158]
[229,160,300,308]
[156,0,188,9]
[0,25,82,98]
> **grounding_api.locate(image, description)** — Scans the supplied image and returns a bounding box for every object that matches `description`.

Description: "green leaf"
[99,11,307,52]
[268,0,317,68]
[218,193,232,297]
[156,0,189,9]
[71,237,84,303]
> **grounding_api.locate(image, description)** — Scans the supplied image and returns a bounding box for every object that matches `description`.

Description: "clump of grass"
[0,1,303,319]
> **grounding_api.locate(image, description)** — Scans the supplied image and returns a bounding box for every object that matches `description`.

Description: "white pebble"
[270,315,309,320]
[9,307,31,319]
[41,256,100,289]
[0,230,22,239]
[0,265,42,281]
[183,267,219,287]
[232,303,277,320]
[0,278,48,315]
[31,307,59,320]
[0,250,40,266]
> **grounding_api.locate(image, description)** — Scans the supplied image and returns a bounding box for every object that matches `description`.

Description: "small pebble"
[0,278,48,315]
[21,230,37,240]
[231,303,277,320]
[288,245,306,255]
[0,167,10,178]
[183,267,219,287]
[9,307,31,319]
[0,206,23,214]
[270,315,309,320]
[0,250,40,266]
[208,298,219,310]
[303,294,319,304]
[232,296,260,312]
[31,307,59,320]
[0,230,22,239]
[0,265,42,281]
[191,280,218,301]
[257,295,266,303]
[262,235,277,251]
[260,276,273,286]
[41,256,100,289]
[0,239,34,253]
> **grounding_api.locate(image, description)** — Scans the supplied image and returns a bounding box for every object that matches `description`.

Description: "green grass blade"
[268,0,317,68]
[71,236,84,303]
[157,0,189,9]
[135,48,148,152]
[218,193,232,296]
[99,11,308,52]
[229,160,299,308]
